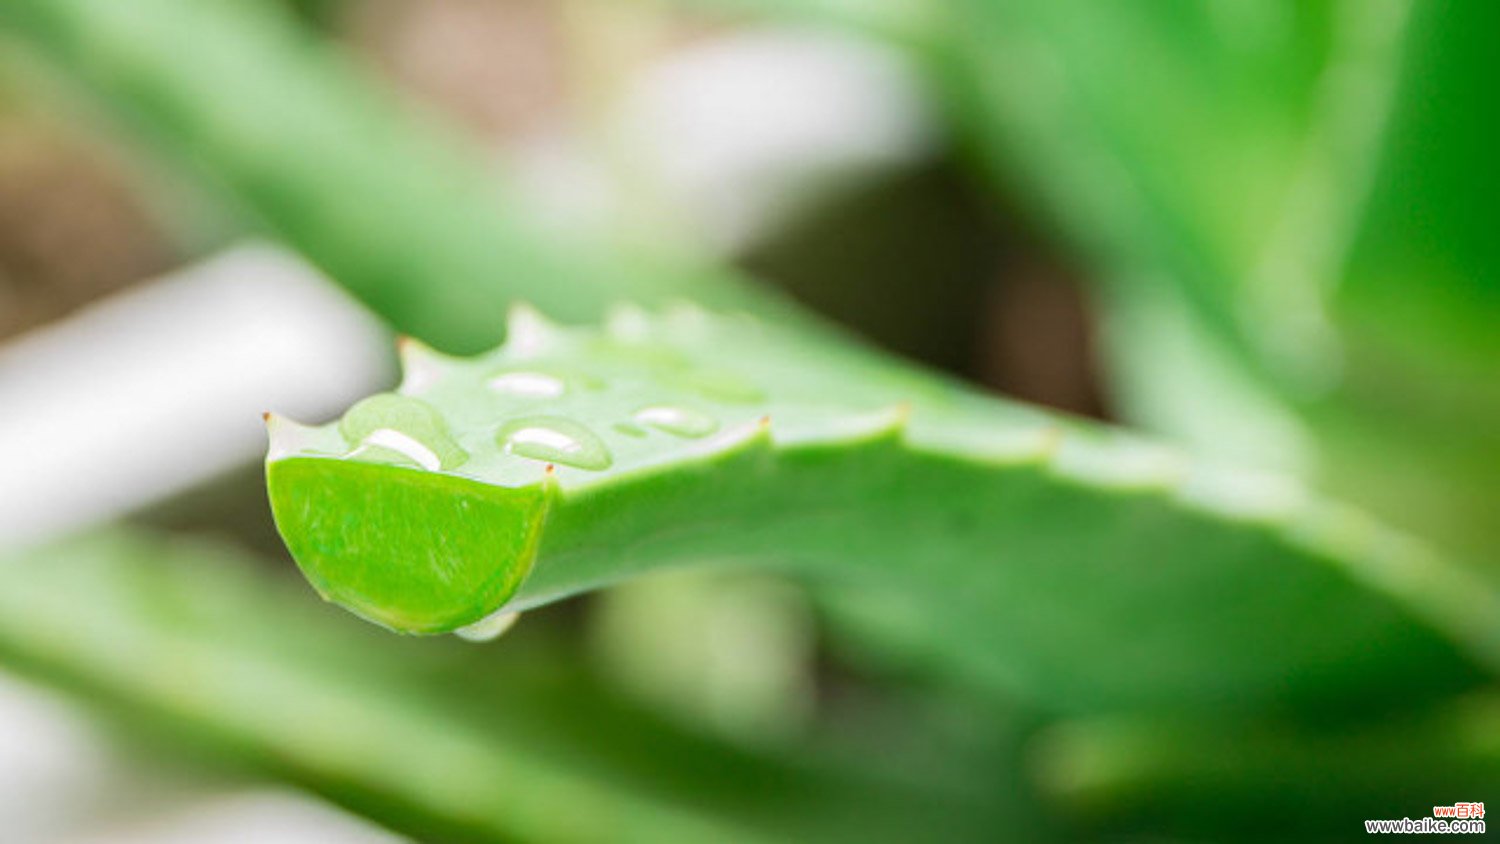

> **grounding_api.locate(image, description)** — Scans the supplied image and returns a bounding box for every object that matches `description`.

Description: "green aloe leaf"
[0,529,999,843]
[267,304,1499,712]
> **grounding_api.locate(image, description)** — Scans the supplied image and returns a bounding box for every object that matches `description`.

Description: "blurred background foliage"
[0,0,1494,841]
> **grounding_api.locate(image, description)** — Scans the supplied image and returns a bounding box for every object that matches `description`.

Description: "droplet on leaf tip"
[456,609,521,642]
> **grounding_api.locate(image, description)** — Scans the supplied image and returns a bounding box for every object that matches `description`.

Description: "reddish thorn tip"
[545,463,556,474]
[261,411,271,422]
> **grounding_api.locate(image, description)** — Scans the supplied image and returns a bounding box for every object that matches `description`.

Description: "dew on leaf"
[634,405,719,438]
[348,429,444,470]
[339,393,468,470]
[488,371,566,399]
[498,416,613,470]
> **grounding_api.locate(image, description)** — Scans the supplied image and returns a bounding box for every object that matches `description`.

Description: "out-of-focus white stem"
[0,243,392,550]
[63,790,410,844]
[513,27,937,255]
[0,673,404,844]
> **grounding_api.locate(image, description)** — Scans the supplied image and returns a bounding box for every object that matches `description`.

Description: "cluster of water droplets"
[482,354,740,470]
[341,330,766,474]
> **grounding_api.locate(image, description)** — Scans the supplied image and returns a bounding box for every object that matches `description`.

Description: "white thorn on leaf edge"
[505,304,558,357]
[264,412,322,461]
[396,336,453,394]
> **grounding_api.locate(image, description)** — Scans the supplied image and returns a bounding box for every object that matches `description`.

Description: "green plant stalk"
[0,0,783,354]
[1030,696,1500,839]
[0,528,1002,844]
[267,305,1499,712]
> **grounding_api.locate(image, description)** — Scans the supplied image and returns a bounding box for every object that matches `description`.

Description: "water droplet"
[672,369,766,404]
[488,371,566,399]
[456,609,521,642]
[349,428,444,470]
[497,416,612,470]
[634,406,719,438]
[340,394,467,470]
[612,421,648,438]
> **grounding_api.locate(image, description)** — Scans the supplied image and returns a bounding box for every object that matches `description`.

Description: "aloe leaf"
[0,528,1000,843]
[266,304,1498,712]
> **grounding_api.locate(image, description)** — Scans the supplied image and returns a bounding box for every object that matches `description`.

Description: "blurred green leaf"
[936,0,1499,558]
[0,0,783,354]
[1031,695,1500,841]
[0,528,1001,843]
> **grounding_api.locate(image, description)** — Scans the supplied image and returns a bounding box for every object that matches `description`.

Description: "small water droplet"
[498,416,612,470]
[488,371,566,399]
[340,393,467,469]
[634,406,719,438]
[612,421,648,438]
[456,609,521,642]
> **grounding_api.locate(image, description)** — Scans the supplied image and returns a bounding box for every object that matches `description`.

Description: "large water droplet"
[455,609,521,642]
[634,406,719,438]
[488,371,566,399]
[497,416,612,470]
[340,393,467,470]
[349,428,444,470]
